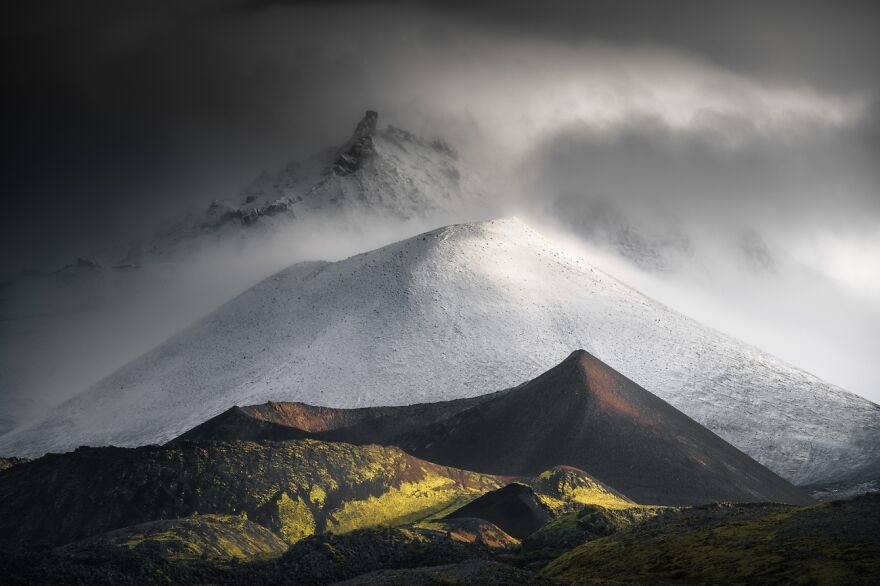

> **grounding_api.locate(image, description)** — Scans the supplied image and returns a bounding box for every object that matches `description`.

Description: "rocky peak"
[333,110,379,175]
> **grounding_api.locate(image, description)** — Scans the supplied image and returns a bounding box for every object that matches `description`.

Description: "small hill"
[542,494,880,584]
[444,484,552,539]
[521,465,636,512]
[62,514,287,561]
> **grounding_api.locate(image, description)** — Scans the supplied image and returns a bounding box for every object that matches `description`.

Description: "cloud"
[2,0,878,404]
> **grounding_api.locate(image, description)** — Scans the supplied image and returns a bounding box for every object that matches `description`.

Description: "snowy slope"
[2,219,878,489]
[0,111,489,430]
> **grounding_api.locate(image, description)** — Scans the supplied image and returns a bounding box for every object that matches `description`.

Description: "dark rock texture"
[444,483,552,539]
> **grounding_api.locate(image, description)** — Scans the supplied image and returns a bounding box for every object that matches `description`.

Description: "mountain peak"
[357,109,379,137]
[333,110,379,175]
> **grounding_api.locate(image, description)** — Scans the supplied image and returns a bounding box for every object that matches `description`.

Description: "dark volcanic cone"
[388,350,812,506]
[444,483,552,539]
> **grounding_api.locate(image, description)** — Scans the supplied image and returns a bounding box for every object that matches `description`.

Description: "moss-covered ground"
[542,494,880,584]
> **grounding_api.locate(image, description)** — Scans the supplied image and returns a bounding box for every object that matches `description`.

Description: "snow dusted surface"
[0,118,489,429]
[2,218,878,487]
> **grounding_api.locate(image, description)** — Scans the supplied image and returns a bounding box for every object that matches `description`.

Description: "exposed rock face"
[333,110,379,175]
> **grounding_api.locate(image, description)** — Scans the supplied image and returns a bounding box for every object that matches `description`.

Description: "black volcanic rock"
[387,350,813,506]
[444,483,552,539]
[177,351,813,506]
[333,110,378,175]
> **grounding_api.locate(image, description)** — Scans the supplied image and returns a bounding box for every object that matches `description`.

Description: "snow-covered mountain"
[2,218,877,492]
[128,110,487,262]
[0,111,490,430]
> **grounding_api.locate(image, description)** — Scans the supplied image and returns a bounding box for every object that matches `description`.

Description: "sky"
[2,1,879,404]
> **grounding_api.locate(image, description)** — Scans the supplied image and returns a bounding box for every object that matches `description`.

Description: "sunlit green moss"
[98,514,288,562]
[309,485,327,508]
[326,473,490,534]
[273,492,316,543]
[528,467,638,511]
[541,499,880,584]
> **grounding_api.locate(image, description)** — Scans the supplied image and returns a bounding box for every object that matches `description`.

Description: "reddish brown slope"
[386,351,812,505]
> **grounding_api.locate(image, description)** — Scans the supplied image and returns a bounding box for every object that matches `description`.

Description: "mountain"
[137,110,486,262]
[2,219,877,494]
[0,110,488,431]
[386,350,811,505]
[172,351,813,506]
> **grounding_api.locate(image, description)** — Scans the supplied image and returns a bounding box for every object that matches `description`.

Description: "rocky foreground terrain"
[1,354,876,584]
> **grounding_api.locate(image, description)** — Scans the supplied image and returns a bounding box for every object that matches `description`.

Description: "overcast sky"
[2,0,878,399]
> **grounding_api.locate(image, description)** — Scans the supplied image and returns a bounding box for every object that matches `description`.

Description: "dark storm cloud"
[2,0,878,276]
[2,0,879,407]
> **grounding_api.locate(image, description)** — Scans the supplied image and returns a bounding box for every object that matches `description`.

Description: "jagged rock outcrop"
[333,110,378,175]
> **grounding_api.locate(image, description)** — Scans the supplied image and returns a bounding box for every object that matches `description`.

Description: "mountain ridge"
[1,219,877,494]
[172,350,813,506]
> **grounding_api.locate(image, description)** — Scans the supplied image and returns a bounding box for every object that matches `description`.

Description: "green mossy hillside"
[517,503,664,569]
[62,514,287,561]
[0,523,524,585]
[0,439,499,547]
[524,466,639,513]
[542,494,880,584]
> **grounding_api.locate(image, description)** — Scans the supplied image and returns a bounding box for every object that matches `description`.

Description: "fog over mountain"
[2,0,878,417]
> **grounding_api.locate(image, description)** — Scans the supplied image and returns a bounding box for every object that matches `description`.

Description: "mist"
[2,0,879,422]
